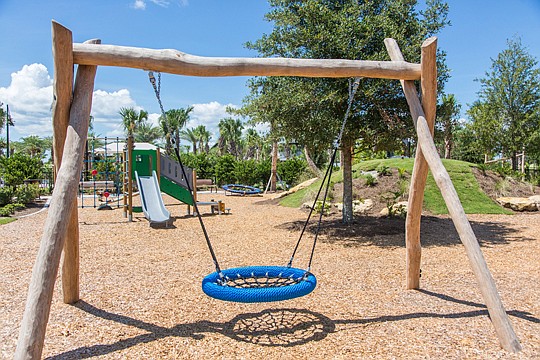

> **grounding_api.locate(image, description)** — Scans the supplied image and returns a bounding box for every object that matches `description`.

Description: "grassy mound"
[280,158,512,215]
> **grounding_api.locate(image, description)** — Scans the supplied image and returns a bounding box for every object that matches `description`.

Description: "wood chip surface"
[1,192,539,359]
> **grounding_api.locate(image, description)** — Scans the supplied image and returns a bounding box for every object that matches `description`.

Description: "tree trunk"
[304,147,322,177]
[511,151,518,171]
[444,138,452,159]
[270,139,278,192]
[341,138,354,224]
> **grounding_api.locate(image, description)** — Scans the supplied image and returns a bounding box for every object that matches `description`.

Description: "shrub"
[233,159,259,186]
[365,174,377,187]
[214,154,236,186]
[397,167,408,179]
[0,187,14,206]
[278,157,307,186]
[0,153,43,187]
[376,164,392,176]
[0,203,25,217]
[15,184,40,204]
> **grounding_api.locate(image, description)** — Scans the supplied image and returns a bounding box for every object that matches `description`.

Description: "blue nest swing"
[222,184,261,195]
[202,266,317,303]
[148,71,360,304]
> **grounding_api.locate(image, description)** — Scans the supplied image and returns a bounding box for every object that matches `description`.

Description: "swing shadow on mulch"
[278,214,536,248]
[45,295,539,359]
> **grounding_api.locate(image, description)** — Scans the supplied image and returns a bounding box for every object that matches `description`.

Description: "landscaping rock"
[353,199,373,214]
[529,195,540,210]
[380,201,408,217]
[496,197,538,212]
[361,170,379,178]
[271,177,318,199]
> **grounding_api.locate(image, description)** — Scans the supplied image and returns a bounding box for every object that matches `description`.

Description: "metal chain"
[147,71,223,276]
[288,77,362,271]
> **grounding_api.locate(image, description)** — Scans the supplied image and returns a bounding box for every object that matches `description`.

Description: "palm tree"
[194,125,212,153]
[244,127,262,160]
[180,127,199,154]
[19,135,46,158]
[134,120,162,144]
[218,117,243,158]
[119,107,148,136]
[160,106,193,154]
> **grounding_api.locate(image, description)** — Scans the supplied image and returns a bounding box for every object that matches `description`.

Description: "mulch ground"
[1,191,539,359]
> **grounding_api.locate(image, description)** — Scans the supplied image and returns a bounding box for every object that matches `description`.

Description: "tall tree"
[160,106,193,154]
[119,107,148,137]
[193,125,212,153]
[180,127,199,154]
[469,37,540,169]
[244,0,449,222]
[218,117,244,158]
[134,120,162,144]
[436,94,461,159]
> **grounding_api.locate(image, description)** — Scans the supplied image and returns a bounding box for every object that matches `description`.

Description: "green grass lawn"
[0,217,17,225]
[281,158,512,215]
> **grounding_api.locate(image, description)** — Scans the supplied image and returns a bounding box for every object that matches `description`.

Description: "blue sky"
[1,0,539,144]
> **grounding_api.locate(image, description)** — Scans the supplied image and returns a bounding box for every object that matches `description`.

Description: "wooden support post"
[127,135,134,222]
[15,44,98,359]
[384,38,521,353]
[60,38,99,305]
[50,21,79,305]
[400,37,437,289]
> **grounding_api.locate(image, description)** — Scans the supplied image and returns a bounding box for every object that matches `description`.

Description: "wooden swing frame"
[14,21,521,358]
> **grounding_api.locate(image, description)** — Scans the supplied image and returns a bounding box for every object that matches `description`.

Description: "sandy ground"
[1,191,539,359]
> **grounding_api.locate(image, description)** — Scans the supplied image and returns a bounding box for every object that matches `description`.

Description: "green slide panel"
[160,176,194,205]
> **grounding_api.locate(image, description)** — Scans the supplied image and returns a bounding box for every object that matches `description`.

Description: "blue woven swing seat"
[202,266,317,303]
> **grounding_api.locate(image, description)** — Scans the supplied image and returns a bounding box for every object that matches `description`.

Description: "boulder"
[496,197,538,212]
[271,177,318,199]
[529,195,540,211]
[353,199,373,214]
[380,201,408,217]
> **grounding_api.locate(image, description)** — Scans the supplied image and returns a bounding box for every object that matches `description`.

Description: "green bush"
[365,174,377,186]
[234,159,259,186]
[376,164,392,176]
[0,153,43,187]
[0,187,14,206]
[278,157,307,186]
[0,203,25,217]
[214,154,237,186]
[15,184,40,204]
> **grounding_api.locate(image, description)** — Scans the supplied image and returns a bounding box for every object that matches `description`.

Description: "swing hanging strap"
[288,77,361,270]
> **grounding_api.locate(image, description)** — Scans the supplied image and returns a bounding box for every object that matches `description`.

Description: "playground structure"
[13,21,522,359]
[79,136,127,210]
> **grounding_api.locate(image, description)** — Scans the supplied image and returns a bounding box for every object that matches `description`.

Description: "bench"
[196,179,218,193]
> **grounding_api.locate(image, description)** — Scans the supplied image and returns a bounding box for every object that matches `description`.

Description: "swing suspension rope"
[147,71,360,303]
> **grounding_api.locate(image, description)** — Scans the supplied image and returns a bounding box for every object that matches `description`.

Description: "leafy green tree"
[243,0,450,222]
[16,135,47,158]
[0,153,43,188]
[452,122,484,164]
[469,37,540,169]
[119,107,148,137]
[244,127,263,160]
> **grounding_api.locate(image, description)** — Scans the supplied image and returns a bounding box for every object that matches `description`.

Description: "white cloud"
[132,0,146,10]
[186,101,237,144]
[0,64,142,141]
[150,0,170,7]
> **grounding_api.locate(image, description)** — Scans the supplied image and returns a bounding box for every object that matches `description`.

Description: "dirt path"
[1,192,539,359]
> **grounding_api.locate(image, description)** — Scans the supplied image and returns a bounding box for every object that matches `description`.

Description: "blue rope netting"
[202,266,317,303]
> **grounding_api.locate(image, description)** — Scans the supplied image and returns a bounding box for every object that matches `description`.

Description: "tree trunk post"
[384,37,521,354]
[341,138,354,224]
[271,139,278,192]
[397,37,437,290]
[15,44,98,359]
